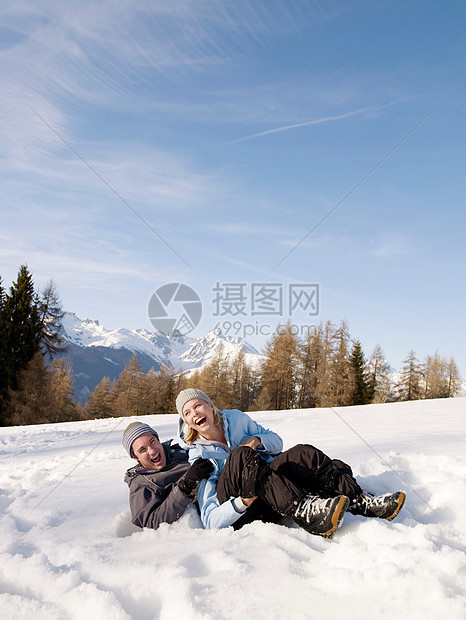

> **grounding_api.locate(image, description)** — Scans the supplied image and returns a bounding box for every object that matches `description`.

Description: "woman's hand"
[240,496,257,507]
[238,436,261,450]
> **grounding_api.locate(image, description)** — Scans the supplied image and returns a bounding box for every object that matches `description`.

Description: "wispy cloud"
[0,0,362,161]
[222,100,407,145]
[368,234,417,259]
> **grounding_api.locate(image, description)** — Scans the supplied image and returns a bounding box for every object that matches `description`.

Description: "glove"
[178,458,214,497]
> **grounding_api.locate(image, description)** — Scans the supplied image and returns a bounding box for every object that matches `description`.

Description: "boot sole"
[323,496,350,538]
[385,491,406,521]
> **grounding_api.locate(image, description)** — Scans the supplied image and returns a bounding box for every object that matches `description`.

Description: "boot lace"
[356,492,389,512]
[296,495,332,520]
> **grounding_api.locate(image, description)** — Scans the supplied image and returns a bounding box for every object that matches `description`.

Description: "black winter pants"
[217,444,363,530]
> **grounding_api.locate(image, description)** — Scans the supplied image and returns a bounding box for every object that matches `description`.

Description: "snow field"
[0,398,465,619]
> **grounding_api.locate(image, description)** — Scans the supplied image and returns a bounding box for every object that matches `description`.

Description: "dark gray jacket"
[124,441,192,529]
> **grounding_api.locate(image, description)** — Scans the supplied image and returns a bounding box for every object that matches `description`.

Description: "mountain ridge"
[58,312,262,401]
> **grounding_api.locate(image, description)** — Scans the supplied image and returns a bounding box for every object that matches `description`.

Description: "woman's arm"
[233,410,283,456]
[187,444,247,529]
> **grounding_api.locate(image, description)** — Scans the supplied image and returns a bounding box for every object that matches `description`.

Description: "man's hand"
[178,458,214,497]
[238,436,261,450]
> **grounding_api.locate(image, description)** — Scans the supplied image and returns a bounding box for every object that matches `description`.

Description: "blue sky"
[1,0,465,374]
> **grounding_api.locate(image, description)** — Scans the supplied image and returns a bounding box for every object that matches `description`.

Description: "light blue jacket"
[184,409,283,529]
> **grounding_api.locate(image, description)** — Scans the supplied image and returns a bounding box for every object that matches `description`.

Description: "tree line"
[1,267,462,426]
[82,320,462,420]
[0,266,78,426]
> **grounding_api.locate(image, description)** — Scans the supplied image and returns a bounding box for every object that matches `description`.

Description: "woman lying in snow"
[176,388,406,538]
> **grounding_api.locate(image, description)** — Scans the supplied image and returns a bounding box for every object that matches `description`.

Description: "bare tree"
[38,280,68,358]
[397,350,423,401]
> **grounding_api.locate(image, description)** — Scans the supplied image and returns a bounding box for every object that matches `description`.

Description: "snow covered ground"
[0,398,465,619]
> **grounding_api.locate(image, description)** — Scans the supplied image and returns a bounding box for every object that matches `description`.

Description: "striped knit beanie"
[176,388,215,418]
[122,421,159,458]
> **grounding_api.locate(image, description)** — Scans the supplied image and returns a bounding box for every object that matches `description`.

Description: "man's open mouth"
[151,453,161,464]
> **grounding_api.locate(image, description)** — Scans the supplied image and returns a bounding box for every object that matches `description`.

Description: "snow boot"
[291,494,349,538]
[348,491,406,521]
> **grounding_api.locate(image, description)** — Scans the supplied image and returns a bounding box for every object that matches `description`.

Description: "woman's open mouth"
[195,417,206,427]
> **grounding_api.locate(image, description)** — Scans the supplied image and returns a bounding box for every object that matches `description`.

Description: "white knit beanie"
[176,388,214,418]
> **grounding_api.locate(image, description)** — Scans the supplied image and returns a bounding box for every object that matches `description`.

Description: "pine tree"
[3,266,43,393]
[367,344,391,403]
[350,340,370,405]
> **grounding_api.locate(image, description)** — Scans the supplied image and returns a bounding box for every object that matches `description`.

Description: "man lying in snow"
[123,421,213,529]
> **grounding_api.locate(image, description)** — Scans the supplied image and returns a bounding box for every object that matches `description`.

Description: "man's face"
[132,433,166,470]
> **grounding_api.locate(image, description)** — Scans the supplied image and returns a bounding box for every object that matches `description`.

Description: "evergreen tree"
[0,278,5,308]
[350,340,370,405]
[367,344,391,403]
[3,266,43,393]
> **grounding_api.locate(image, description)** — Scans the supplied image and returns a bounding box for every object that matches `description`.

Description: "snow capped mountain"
[58,313,263,400]
[180,327,262,372]
[60,312,191,365]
